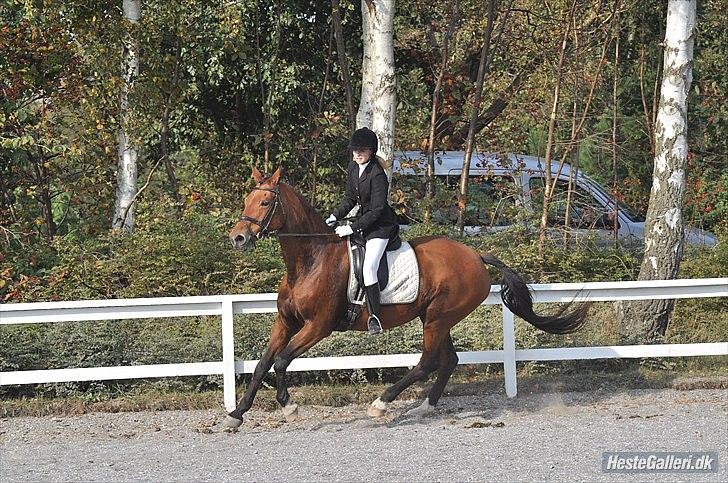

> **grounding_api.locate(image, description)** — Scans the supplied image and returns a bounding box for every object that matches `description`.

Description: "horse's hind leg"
[367,324,447,418]
[406,334,458,417]
[224,317,298,428]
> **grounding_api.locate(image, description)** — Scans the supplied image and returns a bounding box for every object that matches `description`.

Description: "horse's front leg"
[224,316,299,428]
[273,321,332,421]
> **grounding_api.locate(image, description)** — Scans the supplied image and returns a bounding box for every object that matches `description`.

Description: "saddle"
[335,233,421,332]
[349,232,402,292]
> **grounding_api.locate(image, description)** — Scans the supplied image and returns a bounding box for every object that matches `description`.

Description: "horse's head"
[229,167,284,251]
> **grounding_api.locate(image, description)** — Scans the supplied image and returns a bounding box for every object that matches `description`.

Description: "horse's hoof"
[223,415,243,428]
[283,403,299,422]
[367,397,388,418]
[406,398,435,418]
[367,406,387,418]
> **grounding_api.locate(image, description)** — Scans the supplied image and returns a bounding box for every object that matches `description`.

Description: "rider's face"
[352,148,372,164]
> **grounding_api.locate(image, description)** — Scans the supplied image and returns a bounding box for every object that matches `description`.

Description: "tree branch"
[118,156,164,229]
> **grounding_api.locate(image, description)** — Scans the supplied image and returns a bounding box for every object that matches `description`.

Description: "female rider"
[326,127,400,335]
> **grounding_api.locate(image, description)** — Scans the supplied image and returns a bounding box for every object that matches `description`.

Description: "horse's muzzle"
[230,231,255,251]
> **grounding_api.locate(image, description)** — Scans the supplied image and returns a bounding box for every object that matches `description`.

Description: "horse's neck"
[279,184,329,235]
[278,185,343,280]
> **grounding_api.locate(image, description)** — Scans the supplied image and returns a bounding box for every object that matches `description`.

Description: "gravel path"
[1,387,726,482]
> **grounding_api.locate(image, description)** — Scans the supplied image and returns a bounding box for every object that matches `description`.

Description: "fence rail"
[1,278,727,412]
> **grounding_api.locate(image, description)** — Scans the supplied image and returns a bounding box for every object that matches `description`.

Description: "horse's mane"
[283,183,320,217]
[275,182,339,269]
[279,182,329,232]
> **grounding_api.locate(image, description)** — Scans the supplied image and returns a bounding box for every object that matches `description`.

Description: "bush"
[5,204,285,302]
[2,221,725,399]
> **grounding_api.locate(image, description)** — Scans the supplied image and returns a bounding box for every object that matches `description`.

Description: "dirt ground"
[2,386,726,482]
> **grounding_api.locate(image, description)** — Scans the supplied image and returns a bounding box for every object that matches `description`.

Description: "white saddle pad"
[347,240,420,305]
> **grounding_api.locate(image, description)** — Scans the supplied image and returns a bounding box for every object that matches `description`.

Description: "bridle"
[239,186,284,238]
[238,185,344,239]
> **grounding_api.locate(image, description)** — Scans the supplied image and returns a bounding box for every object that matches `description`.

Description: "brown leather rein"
[239,186,339,238]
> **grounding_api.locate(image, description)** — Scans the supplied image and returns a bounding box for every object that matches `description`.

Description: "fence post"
[502,304,517,398]
[221,299,236,412]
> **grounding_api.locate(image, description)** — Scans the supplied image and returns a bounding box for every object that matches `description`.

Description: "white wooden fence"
[1,278,726,412]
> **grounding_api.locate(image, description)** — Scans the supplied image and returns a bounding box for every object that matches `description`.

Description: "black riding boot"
[364,283,383,335]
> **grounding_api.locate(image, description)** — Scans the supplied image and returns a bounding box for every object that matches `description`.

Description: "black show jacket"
[332,159,400,241]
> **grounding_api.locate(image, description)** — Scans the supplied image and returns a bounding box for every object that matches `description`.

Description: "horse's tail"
[481,252,590,335]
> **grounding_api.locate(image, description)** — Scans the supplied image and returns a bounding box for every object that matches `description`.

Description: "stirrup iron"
[368,314,382,336]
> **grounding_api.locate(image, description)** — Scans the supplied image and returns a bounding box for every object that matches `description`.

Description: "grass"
[2,359,725,419]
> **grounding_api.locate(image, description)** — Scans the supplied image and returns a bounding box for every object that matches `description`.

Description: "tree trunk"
[332,0,357,134]
[162,35,182,205]
[611,15,620,245]
[161,97,180,205]
[537,0,576,262]
[33,155,56,241]
[563,84,580,245]
[456,0,495,236]
[617,0,696,341]
[309,29,335,204]
[425,0,459,223]
[112,0,140,232]
[357,0,396,181]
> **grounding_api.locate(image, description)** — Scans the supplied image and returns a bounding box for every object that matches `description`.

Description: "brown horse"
[224,167,589,428]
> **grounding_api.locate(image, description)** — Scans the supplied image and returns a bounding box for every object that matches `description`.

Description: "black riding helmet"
[348,127,378,154]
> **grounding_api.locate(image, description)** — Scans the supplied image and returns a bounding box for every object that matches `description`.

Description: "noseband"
[239,187,284,237]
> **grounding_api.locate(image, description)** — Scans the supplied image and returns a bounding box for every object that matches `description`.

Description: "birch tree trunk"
[357,0,396,180]
[617,0,696,341]
[112,0,140,232]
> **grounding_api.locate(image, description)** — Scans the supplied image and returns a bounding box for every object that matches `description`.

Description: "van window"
[529,177,616,229]
[390,173,520,227]
[442,174,520,227]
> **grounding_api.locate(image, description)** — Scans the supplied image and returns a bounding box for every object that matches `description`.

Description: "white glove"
[325,214,337,227]
[335,225,353,238]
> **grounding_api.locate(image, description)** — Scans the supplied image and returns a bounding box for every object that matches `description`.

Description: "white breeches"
[363,238,389,286]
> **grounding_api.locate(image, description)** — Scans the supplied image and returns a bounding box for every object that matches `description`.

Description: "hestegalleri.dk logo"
[602,452,718,473]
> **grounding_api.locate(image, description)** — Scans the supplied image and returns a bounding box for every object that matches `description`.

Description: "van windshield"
[529,177,645,228]
[588,180,645,222]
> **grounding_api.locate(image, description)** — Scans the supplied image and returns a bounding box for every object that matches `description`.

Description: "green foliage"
[680,225,728,279]
[2,200,285,302]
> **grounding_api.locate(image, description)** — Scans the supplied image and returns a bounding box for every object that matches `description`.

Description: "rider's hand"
[325,214,337,227]
[335,225,353,238]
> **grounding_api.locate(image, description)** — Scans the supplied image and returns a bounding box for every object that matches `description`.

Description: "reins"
[240,185,352,239]
[278,233,339,237]
[278,218,357,238]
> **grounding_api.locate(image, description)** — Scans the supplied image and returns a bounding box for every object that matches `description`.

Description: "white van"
[391,151,717,247]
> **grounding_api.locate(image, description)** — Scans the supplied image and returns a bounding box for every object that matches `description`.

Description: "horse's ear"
[252,166,264,184]
[269,167,282,185]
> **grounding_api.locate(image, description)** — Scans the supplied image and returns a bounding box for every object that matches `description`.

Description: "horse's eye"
[261,200,270,207]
